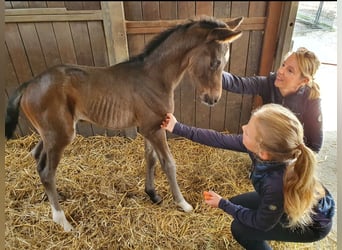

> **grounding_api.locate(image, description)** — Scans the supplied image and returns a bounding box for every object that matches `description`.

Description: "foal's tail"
[5,82,30,140]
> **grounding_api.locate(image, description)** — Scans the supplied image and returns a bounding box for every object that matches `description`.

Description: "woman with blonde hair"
[222,47,322,152]
[161,103,334,249]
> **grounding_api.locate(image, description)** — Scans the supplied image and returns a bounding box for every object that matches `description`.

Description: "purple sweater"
[222,71,323,152]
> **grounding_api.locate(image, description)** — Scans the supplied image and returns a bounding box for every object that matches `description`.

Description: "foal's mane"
[127,17,227,63]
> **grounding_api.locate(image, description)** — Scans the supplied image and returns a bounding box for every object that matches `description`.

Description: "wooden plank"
[64,1,84,10]
[195,1,214,16]
[69,21,95,136]
[5,11,103,23]
[141,1,160,49]
[244,2,268,117]
[5,8,67,15]
[160,1,180,135]
[82,1,101,10]
[27,1,47,8]
[5,1,12,9]
[9,1,29,9]
[5,23,33,83]
[177,2,196,128]
[195,2,213,129]
[35,22,62,67]
[5,45,24,137]
[70,22,94,66]
[102,1,136,138]
[101,2,129,64]
[210,1,232,132]
[214,1,231,19]
[46,2,66,8]
[259,2,283,75]
[273,2,298,71]
[125,17,265,29]
[5,43,34,137]
[177,1,195,19]
[15,3,58,134]
[124,1,144,57]
[52,22,78,64]
[224,1,250,134]
[142,2,160,20]
[87,20,109,136]
[125,17,265,34]
[88,21,108,67]
[160,1,177,20]
[4,46,18,89]
[18,23,47,76]
[119,1,144,138]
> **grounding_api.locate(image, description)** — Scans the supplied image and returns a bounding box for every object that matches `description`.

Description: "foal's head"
[186,17,243,106]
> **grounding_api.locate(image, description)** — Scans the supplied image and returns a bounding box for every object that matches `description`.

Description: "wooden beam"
[5,9,103,22]
[101,1,128,64]
[125,17,266,34]
[101,1,137,138]
[273,2,299,71]
[5,8,67,15]
[258,2,283,76]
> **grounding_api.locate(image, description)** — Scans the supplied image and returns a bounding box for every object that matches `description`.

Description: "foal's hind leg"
[38,132,74,232]
[144,130,193,212]
[31,140,43,162]
[33,112,76,232]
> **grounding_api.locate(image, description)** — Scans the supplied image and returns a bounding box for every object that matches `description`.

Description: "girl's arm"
[161,113,247,152]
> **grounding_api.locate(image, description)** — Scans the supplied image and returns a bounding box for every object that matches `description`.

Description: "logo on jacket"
[268,204,277,211]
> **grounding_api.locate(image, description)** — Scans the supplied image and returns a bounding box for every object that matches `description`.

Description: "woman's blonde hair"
[252,103,319,228]
[285,47,321,99]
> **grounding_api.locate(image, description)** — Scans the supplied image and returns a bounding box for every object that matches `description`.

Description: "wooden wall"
[5,1,283,137]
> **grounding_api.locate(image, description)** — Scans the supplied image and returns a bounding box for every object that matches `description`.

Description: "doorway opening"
[292,1,337,131]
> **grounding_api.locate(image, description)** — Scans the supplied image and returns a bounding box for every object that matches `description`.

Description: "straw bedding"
[5,133,336,249]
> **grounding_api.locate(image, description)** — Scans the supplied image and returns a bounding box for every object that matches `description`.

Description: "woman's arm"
[302,99,323,153]
[222,71,271,95]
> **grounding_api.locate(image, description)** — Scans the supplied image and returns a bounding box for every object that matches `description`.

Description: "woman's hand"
[203,190,222,208]
[160,113,177,132]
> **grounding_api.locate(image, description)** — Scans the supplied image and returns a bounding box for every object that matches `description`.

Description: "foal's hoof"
[145,190,162,204]
[176,200,193,212]
[151,195,163,205]
[52,209,74,232]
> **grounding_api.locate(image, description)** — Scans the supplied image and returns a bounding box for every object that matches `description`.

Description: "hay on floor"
[5,133,337,249]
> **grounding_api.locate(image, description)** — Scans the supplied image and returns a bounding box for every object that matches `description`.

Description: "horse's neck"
[144,42,194,91]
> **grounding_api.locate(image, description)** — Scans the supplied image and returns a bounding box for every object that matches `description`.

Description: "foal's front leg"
[144,139,162,204]
[144,130,193,212]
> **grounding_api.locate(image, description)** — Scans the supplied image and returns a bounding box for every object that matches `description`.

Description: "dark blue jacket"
[172,122,334,231]
[222,71,323,153]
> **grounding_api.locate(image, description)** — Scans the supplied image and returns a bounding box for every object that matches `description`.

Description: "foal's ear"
[207,29,243,43]
[226,16,244,31]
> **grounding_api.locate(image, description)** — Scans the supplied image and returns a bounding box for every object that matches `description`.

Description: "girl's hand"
[160,113,177,132]
[203,190,222,208]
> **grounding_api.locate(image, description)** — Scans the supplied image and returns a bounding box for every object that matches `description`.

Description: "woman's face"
[275,53,308,96]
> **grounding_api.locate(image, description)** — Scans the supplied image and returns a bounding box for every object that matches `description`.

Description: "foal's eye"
[210,59,221,71]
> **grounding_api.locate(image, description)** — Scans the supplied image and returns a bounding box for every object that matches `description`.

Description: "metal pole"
[314,1,324,25]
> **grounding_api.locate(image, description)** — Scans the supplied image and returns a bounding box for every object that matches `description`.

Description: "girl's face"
[275,53,308,96]
[242,116,259,154]
[242,116,270,160]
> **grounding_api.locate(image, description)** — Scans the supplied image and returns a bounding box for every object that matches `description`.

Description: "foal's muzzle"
[201,93,220,106]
